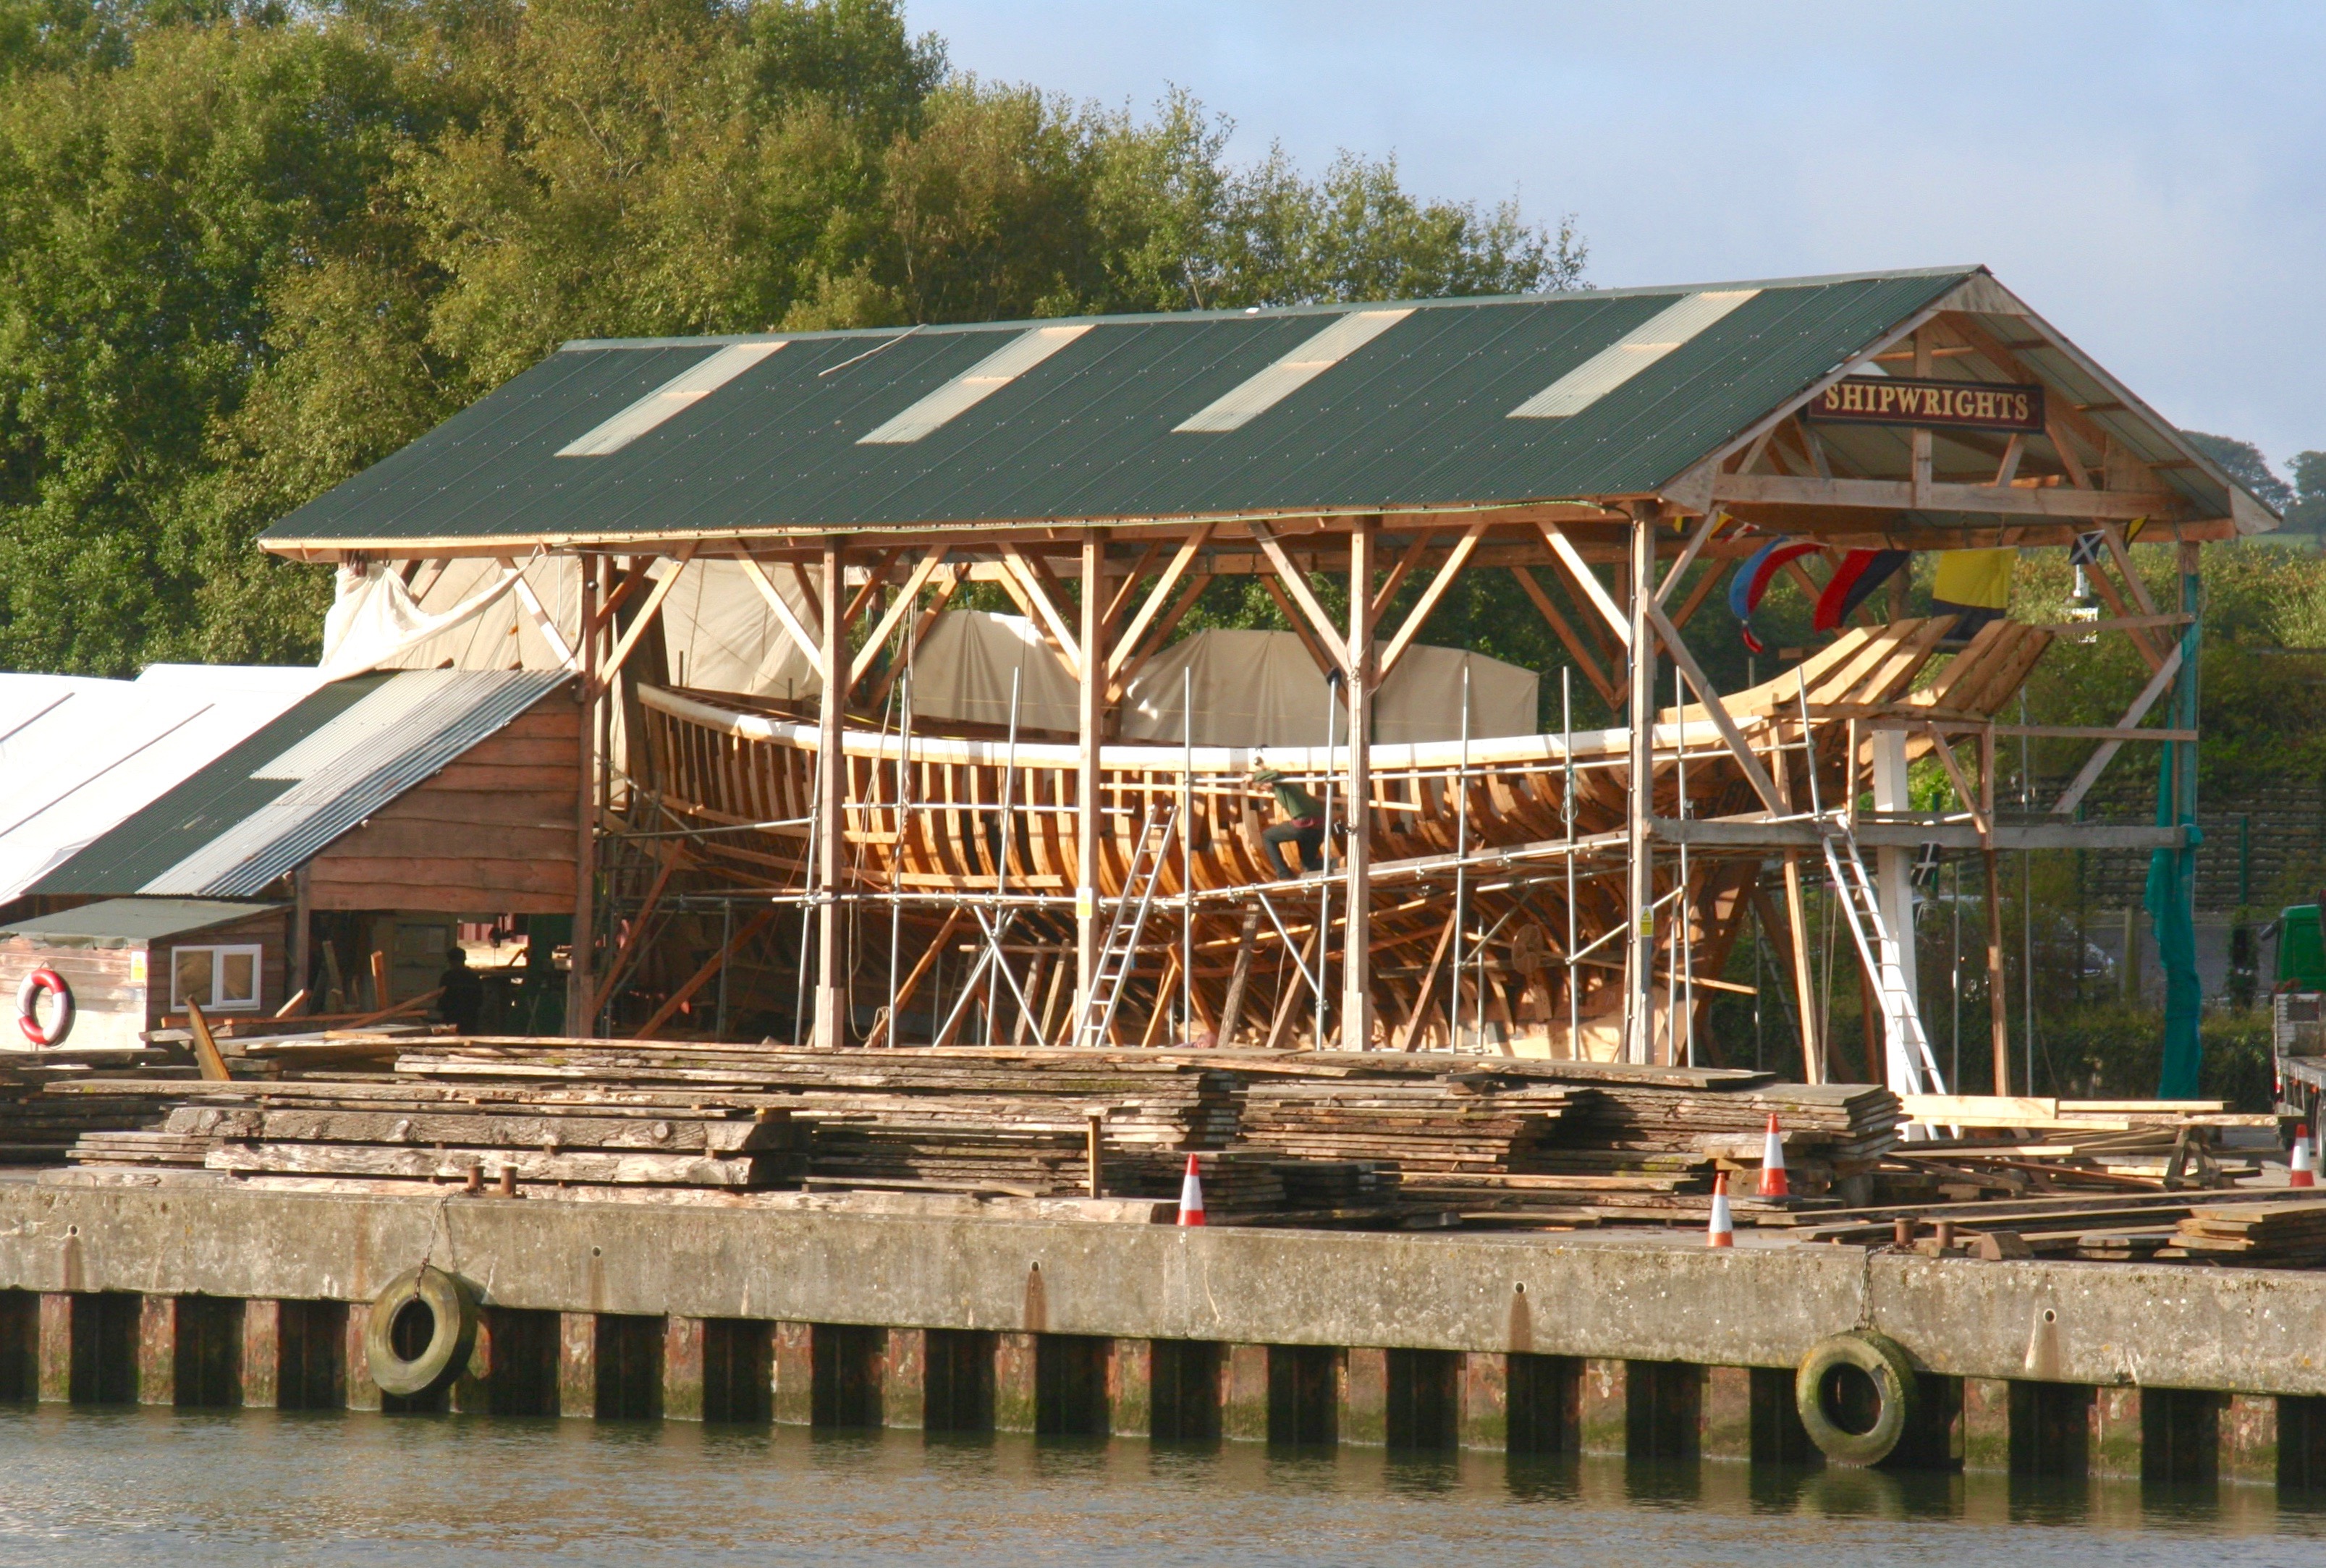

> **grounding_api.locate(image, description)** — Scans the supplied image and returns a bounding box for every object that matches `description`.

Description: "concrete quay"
[1,1180,2321,1491]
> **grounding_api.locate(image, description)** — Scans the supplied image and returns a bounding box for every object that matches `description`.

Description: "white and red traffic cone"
[1178,1153,1206,1225]
[1758,1114,1790,1198]
[2293,1127,2317,1189]
[1707,1170,1734,1248]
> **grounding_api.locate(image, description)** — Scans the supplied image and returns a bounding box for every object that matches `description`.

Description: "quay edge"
[1,1183,2321,1398]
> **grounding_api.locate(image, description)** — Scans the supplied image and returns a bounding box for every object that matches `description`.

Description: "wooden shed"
[25,669,579,1022]
[0,898,288,1051]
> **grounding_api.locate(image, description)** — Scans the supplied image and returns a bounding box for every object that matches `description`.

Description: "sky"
[905,0,2326,476]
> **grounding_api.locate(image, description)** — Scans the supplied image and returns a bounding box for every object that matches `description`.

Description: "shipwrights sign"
[1803,376,2045,432]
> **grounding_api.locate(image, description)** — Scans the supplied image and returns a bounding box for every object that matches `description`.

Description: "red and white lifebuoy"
[15,969,72,1046]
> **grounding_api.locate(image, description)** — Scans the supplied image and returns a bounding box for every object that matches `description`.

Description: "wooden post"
[1768,732,1822,1082]
[1342,518,1376,1048]
[1217,904,1261,1046]
[288,868,310,1014]
[813,543,848,1049]
[568,554,599,1033]
[1623,503,1658,1065]
[1075,530,1104,1024]
[1982,725,2009,1095]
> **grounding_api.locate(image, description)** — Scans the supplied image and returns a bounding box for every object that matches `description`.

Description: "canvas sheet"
[381,561,1541,747]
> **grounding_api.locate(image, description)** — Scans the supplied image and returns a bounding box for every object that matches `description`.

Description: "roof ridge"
[555,265,1989,350]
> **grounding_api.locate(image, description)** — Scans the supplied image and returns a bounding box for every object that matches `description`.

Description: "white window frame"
[170,944,263,1013]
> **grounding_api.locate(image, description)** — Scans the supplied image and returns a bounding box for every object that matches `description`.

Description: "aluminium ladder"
[1776,672,1946,1096]
[1817,815,1948,1096]
[1073,802,1179,1050]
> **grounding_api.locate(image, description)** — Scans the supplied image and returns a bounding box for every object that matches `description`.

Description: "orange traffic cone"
[2294,1128,2316,1189]
[1707,1170,1734,1247]
[1758,1114,1789,1198]
[1178,1153,1206,1225]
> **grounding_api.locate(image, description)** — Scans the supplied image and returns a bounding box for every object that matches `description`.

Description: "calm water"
[0,1405,2319,1567]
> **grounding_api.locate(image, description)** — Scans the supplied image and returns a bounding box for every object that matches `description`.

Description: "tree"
[2183,430,2293,516]
[2289,449,2326,535]
[0,0,1589,672]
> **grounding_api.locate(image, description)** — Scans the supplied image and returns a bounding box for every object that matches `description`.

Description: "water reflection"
[0,1405,2319,1567]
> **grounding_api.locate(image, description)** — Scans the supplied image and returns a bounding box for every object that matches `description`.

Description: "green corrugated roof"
[33,677,386,896]
[262,268,2010,548]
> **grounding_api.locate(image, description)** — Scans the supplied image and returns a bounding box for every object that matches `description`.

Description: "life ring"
[364,1266,480,1398]
[15,968,72,1047]
[1794,1329,1920,1465]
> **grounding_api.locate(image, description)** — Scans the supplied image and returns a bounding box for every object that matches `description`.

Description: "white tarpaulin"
[376,561,1541,745]
[320,563,520,677]
[0,665,323,902]
[386,557,821,695]
[892,616,1538,745]
[902,612,1079,730]
[1120,627,1538,745]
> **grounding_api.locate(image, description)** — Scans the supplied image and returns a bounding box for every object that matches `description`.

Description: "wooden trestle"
[629,616,2057,1062]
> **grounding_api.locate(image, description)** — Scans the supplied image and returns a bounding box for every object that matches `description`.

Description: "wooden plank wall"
[153,910,292,1030]
[0,938,145,1051]
[306,697,580,915]
[0,907,289,1050]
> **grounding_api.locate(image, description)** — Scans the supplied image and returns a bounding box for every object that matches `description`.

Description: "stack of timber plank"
[397,1041,1246,1150]
[2165,1199,2326,1267]
[1232,1080,1579,1177]
[59,1077,804,1193]
[0,1062,193,1164]
[394,1040,1252,1198]
[1563,1079,1900,1164]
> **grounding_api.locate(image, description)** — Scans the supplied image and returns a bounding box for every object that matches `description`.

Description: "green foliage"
[2011,541,2326,796]
[2291,449,2326,535]
[0,0,1586,674]
[2038,1003,2274,1111]
[2183,429,2292,514]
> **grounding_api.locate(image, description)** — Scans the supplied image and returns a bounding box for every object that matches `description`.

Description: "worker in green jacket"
[1251,764,1327,878]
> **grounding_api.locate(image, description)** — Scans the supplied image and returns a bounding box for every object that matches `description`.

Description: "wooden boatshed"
[27,668,580,1022]
[250,265,2277,1090]
[0,898,287,1051]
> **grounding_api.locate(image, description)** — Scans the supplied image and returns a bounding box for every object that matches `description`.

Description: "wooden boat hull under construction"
[630,615,2054,1061]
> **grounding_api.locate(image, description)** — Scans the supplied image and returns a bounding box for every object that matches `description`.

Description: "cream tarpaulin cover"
[879,617,1538,745]
[378,564,1540,745]
[382,558,821,694]
[1120,628,1538,745]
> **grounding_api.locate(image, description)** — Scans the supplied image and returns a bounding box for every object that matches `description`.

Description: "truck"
[2274,903,2326,1127]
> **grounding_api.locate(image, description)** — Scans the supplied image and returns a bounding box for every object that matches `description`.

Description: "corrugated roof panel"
[557,342,786,457]
[1507,289,1759,418]
[858,325,1091,444]
[1172,308,1412,433]
[28,678,384,897]
[140,669,564,898]
[0,670,326,904]
[254,674,478,780]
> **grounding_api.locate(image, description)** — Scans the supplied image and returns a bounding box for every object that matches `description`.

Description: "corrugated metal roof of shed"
[261,268,2001,547]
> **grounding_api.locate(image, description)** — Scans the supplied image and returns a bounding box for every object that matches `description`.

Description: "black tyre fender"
[1794,1329,1919,1466]
[365,1266,480,1397]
